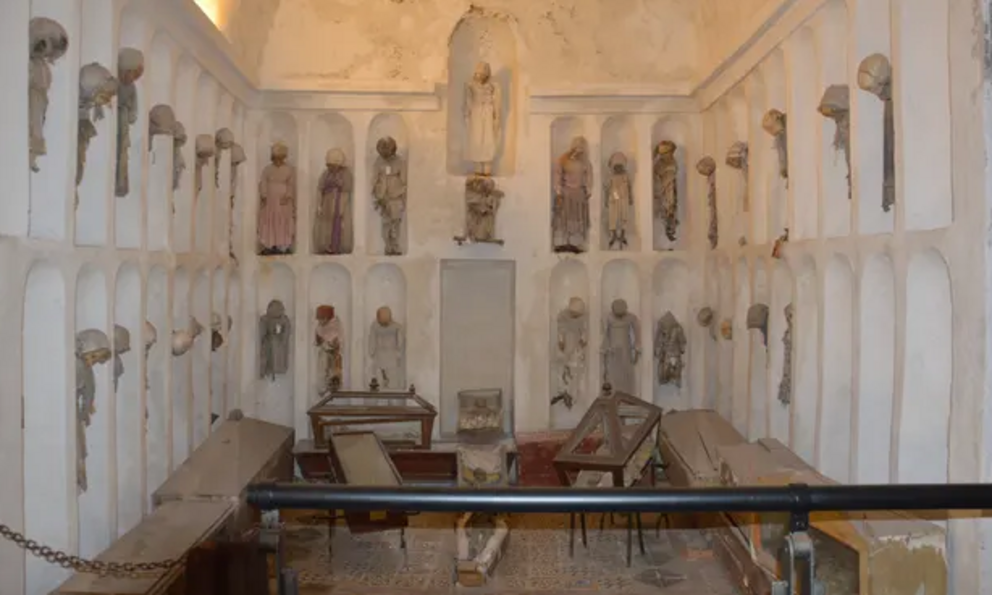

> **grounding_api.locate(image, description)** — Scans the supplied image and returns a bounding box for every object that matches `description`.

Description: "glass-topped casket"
[307,381,437,450]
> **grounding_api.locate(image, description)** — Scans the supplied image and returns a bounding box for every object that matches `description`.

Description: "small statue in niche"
[314,148,353,255]
[857,54,895,212]
[172,121,187,191]
[76,62,119,189]
[601,298,641,395]
[747,304,770,347]
[553,136,593,253]
[194,134,215,195]
[229,142,246,261]
[652,140,679,243]
[777,303,794,405]
[368,306,405,389]
[464,61,502,176]
[314,305,344,392]
[762,109,789,183]
[148,104,175,151]
[696,156,718,249]
[772,227,789,259]
[143,320,157,391]
[553,297,588,409]
[371,136,407,256]
[818,85,851,199]
[720,318,733,341]
[456,175,504,245]
[114,48,144,198]
[28,17,69,172]
[171,316,204,356]
[112,324,131,392]
[726,141,749,212]
[214,127,234,189]
[257,142,297,255]
[654,311,686,388]
[604,152,633,250]
[76,329,112,493]
[697,306,717,340]
[259,300,291,381]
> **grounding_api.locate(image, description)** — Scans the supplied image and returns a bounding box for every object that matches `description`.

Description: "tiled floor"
[281,511,740,595]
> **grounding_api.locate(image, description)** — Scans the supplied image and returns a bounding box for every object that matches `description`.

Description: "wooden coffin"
[327,431,409,533]
[657,409,747,488]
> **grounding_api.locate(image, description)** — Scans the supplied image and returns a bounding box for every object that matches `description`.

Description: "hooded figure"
[77,62,119,189]
[148,104,176,151]
[653,140,679,242]
[654,312,686,387]
[315,305,344,392]
[818,85,851,199]
[368,306,405,389]
[214,127,234,189]
[605,151,633,250]
[314,148,353,254]
[76,329,112,493]
[762,109,789,183]
[601,299,641,395]
[858,53,894,212]
[552,136,593,252]
[172,121,187,191]
[194,134,215,195]
[29,17,69,172]
[115,48,144,197]
[259,300,292,380]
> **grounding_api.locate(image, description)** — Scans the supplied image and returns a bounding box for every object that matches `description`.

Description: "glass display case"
[307,383,437,450]
[456,388,505,442]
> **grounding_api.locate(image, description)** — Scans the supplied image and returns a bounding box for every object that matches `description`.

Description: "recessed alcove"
[210,267,227,422]
[446,11,518,177]
[364,263,407,387]
[857,253,894,483]
[748,260,769,440]
[550,117,586,253]
[762,50,788,240]
[29,0,79,242]
[712,102,733,251]
[730,259,751,435]
[717,259,735,421]
[114,6,150,249]
[820,255,853,482]
[817,1,851,238]
[113,263,142,536]
[23,263,70,595]
[172,56,201,253]
[0,0,30,237]
[146,266,169,495]
[226,271,241,414]
[899,249,951,483]
[768,259,793,443]
[307,264,352,433]
[785,28,817,240]
[599,116,638,252]
[191,270,211,446]
[214,94,234,257]
[793,256,818,462]
[600,259,641,397]
[365,113,408,256]
[549,259,590,429]
[146,34,176,252]
[703,259,721,410]
[230,104,246,259]
[651,258,689,409]
[726,88,750,245]
[171,267,190,464]
[75,264,110,557]
[310,113,355,255]
[745,71,769,244]
[256,263,295,426]
[193,74,218,254]
[651,118,691,251]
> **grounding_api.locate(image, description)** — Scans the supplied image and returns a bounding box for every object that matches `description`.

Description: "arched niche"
[717,258,735,421]
[172,56,201,253]
[748,260,770,440]
[210,268,227,423]
[651,117,692,251]
[213,93,234,258]
[115,6,151,249]
[256,263,295,426]
[852,0,893,235]
[230,104,246,259]
[711,103,733,251]
[75,264,110,557]
[191,270,211,446]
[703,258,721,410]
[816,2,852,238]
[308,264,352,432]
[113,263,142,536]
[745,71,769,244]
[821,255,854,482]
[226,271,241,415]
[729,259,751,435]
[726,88,750,246]
[768,260,793,444]
[147,34,176,252]
[171,266,191,465]
[762,50,788,241]
[445,12,518,177]
[364,263,407,387]
[549,117,586,253]
[785,28,818,241]
[600,259,641,396]
[146,266,169,494]
[899,249,951,483]
[23,263,70,594]
[0,0,30,236]
[549,259,590,429]
[193,73,218,254]
[28,1,80,242]
[651,259,689,409]
[600,116,638,251]
[365,113,408,256]
[310,113,355,255]
[857,253,894,483]
[793,256,818,462]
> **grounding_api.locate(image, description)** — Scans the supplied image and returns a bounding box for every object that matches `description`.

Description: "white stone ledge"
[258,89,442,112]
[529,92,697,115]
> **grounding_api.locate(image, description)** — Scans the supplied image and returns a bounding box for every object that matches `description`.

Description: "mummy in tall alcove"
[654,312,686,388]
[259,299,292,381]
[761,109,788,183]
[194,134,215,195]
[696,156,717,249]
[371,136,407,256]
[601,299,641,395]
[314,149,354,255]
[229,143,246,259]
[818,85,851,199]
[76,329,112,492]
[456,175,505,246]
[28,17,68,172]
[76,63,118,190]
[857,54,894,212]
[115,48,144,197]
[258,142,297,255]
[553,297,588,410]
[777,303,794,405]
[148,104,175,150]
[552,136,592,253]
[314,305,344,392]
[143,320,156,391]
[463,61,502,177]
[653,141,679,243]
[172,121,187,191]
[604,152,633,250]
[726,141,749,212]
[368,306,406,390]
[214,127,234,189]
[112,324,131,392]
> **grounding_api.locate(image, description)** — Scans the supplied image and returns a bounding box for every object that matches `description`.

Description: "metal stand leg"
[636,513,645,555]
[771,485,824,595]
[280,568,300,595]
[569,512,576,558]
[626,514,633,568]
[580,513,588,547]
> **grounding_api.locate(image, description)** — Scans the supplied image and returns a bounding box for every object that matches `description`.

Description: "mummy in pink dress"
[257,142,297,255]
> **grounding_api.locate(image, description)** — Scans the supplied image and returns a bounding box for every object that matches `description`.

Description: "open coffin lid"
[657,409,747,487]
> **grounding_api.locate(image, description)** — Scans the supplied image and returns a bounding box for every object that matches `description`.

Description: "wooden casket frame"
[326,431,410,537]
[308,384,437,450]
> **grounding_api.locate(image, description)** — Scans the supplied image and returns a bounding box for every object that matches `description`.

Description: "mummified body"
[76,63,119,189]
[372,136,408,255]
[552,137,592,253]
[463,175,504,243]
[314,149,353,255]
[555,297,588,407]
[726,141,749,212]
[762,109,789,182]
[654,312,686,388]
[172,121,187,191]
[858,54,895,212]
[818,85,851,200]
[115,48,144,197]
[76,329,112,493]
[112,324,131,392]
[257,142,297,254]
[29,17,68,172]
[697,156,718,249]
[778,304,794,405]
[652,141,679,242]
[259,300,292,380]
[604,152,633,250]
[315,305,344,392]
[464,61,502,176]
[601,299,641,395]
[368,306,405,389]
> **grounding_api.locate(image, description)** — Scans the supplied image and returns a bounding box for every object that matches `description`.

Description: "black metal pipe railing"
[248,482,992,515]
